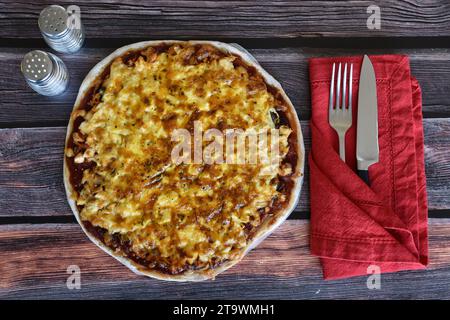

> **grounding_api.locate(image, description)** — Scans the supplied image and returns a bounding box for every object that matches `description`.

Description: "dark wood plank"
[0,118,449,217]
[1,47,450,126]
[0,48,109,126]
[1,0,450,40]
[1,219,449,299]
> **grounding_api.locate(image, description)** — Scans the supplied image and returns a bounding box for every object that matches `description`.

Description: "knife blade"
[356,55,379,185]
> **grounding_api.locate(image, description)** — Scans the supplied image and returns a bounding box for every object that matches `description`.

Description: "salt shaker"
[21,50,69,96]
[38,5,84,54]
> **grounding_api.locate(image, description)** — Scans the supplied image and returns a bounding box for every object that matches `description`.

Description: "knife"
[356,55,379,185]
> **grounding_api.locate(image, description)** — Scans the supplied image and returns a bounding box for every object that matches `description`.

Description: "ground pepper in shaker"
[38,5,84,54]
[21,50,69,96]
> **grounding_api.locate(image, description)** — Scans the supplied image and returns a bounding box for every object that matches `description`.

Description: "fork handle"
[338,132,346,162]
[358,170,370,185]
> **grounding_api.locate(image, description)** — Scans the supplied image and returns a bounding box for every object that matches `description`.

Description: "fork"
[329,62,353,162]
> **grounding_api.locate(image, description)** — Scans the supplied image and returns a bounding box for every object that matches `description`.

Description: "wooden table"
[1,0,450,299]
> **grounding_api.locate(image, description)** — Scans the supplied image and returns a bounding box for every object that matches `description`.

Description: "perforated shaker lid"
[21,50,53,82]
[38,5,69,37]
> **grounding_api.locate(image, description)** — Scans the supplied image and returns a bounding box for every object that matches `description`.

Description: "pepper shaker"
[38,5,84,54]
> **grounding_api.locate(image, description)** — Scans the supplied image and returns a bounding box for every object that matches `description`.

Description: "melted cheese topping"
[67,44,292,274]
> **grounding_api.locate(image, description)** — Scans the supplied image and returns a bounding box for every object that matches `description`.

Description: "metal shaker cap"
[20,50,53,82]
[38,5,69,37]
[21,50,69,96]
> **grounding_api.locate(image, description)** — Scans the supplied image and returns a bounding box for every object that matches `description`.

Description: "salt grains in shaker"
[38,5,84,54]
[21,50,69,96]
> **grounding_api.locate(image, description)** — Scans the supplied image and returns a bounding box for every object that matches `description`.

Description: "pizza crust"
[64,40,304,281]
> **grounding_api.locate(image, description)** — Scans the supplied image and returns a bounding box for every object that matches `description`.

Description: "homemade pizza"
[64,41,304,281]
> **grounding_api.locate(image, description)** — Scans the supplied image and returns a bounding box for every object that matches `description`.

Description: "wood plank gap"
[0,120,68,130]
[2,210,450,226]
[429,209,450,219]
[0,216,76,225]
[4,36,450,50]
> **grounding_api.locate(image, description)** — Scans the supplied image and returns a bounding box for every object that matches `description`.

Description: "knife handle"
[358,170,370,185]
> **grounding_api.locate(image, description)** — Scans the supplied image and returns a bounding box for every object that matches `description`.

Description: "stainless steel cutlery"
[356,55,379,185]
[328,55,379,186]
[329,62,353,162]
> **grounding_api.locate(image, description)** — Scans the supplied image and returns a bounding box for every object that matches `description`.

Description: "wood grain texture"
[1,0,450,39]
[1,0,450,301]
[1,219,450,299]
[2,47,450,126]
[0,118,449,217]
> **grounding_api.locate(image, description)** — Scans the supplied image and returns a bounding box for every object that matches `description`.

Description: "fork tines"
[329,62,353,113]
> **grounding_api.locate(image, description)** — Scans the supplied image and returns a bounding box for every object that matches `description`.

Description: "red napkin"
[309,55,428,280]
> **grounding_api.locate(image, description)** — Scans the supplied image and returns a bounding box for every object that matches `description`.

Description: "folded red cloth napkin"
[309,55,428,280]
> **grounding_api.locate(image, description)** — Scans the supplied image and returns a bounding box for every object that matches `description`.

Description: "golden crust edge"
[63,40,305,282]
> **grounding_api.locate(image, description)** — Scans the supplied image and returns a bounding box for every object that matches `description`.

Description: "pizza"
[64,41,304,281]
